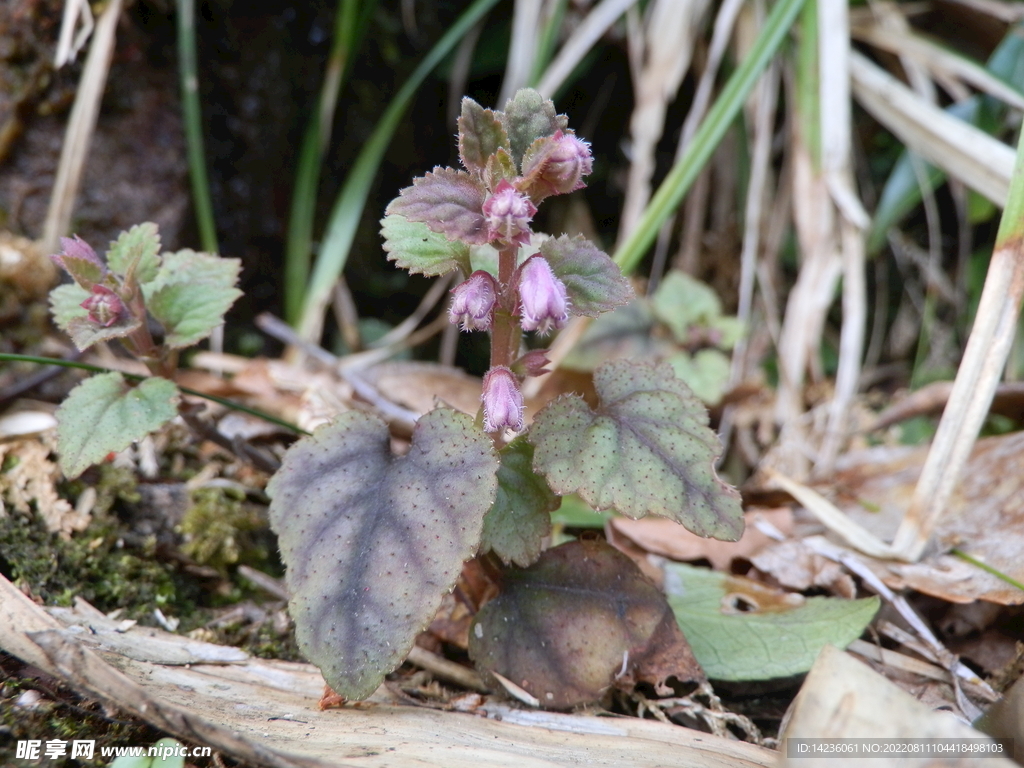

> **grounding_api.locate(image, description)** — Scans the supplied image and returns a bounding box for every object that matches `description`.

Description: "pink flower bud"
[481,366,524,433]
[517,256,569,335]
[482,179,537,246]
[541,131,593,194]
[449,270,498,331]
[80,285,127,327]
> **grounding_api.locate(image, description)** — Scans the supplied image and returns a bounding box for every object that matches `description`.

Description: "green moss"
[0,510,198,623]
[179,486,267,572]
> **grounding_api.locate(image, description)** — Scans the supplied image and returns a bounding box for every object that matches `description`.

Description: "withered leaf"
[469,539,704,709]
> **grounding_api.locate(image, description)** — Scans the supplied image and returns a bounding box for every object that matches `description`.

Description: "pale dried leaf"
[780,646,1014,767]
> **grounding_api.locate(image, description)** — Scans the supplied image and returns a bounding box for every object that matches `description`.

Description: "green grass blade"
[528,0,570,87]
[176,0,219,254]
[613,0,805,275]
[284,0,370,325]
[297,0,504,341]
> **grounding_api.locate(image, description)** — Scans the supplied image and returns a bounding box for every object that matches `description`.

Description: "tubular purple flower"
[482,179,537,246]
[518,256,569,335]
[80,284,127,328]
[449,270,498,331]
[481,366,524,433]
[538,131,593,196]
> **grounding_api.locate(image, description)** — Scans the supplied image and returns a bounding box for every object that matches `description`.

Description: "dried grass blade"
[850,50,1014,206]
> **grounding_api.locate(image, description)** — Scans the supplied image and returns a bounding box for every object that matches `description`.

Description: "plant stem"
[490,243,521,371]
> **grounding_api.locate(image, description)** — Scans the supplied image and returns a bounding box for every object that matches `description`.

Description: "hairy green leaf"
[539,235,634,317]
[56,372,179,479]
[385,167,488,245]
[481,437,558,567]
[470,540,703,709]
[664,562,879,681]
[380,215,472,276]
[531,360,744,540]
[49,283,142,351]
[485,148,518,190]
[267,408,498,700]
[501,89,567,169]
[458,98,510,174]
[106,222,161,284]
[145,250,242,349]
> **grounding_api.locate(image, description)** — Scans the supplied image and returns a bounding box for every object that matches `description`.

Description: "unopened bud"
[80,285,127,327]
[482,179,536,246]
[513,349,551,377]
[481,366,524,433]
[541,131,593,194]
[518,256,569,335]
[449,270,498,331]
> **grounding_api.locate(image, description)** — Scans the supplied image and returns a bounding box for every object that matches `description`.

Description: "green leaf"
[501,88,567,169]
[49,283,142,351]
[266,408,498,700]
[481,437,558,567]
[530,360,744,540]
[458,98,510,174]
[145,250,242,349]
[50,282,91,331]
[539,235,634,317]
[485,148,518,190]
[109,738,186,768]
[651,271,723,342]
[105,222,161,284]
[380,214,472,276]
[56,372,179,479]
[663,562,879,681]
[667,349,731,406]
[385,167,489,245]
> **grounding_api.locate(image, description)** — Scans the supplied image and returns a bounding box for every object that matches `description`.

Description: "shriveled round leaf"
[380,215,472,276]
[664,562,880,681]
[480,437,558,567]
[469,540,704,709]
[385,167,488,245]
[458,98,509,173]
[56,372,179,479]
[267,408,498,701]
[539,235,634,317]
[530,360,744,540]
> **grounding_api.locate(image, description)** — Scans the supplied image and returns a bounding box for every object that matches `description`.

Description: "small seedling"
[267,89,746,701]
[49,223,241,479]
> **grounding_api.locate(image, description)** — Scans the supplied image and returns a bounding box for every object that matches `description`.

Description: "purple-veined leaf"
[267,408,498,700]
[539,235,634,317]
[480,437,558,567]
[386,167,489,245]
[530,360,744,540]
